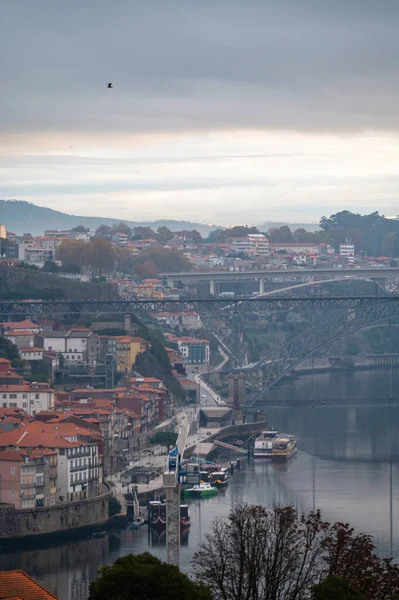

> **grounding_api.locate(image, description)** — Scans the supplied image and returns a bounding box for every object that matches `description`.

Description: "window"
[10,489,14,496]
[23,403,27,408]
[2,403,6,408]
[2,394,6,399]
[79,458,82,467]
[35,394,39,400]
[10,467,15,475]
[9,394,17,399]
[22,394,27,399]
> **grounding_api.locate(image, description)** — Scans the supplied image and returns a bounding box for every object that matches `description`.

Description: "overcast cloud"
[1,0,399,224]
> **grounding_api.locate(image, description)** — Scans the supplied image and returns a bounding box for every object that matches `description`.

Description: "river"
[2,368,399,600]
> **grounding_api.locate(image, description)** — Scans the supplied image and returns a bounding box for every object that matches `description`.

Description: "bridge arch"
[245,298,399,407]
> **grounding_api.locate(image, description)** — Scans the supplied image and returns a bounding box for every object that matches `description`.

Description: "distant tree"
[59,263,81,274]
[85,239,116,274]
[312,577,365,600]
[0,337,19,361]
[132,247,191,276]
[41,260,59,273]
[134,259,158,279]
[56,239,87,267]
[71,225,89,233]
[94,224,113,240]
[267,225,295,242]
[150,431,178,453]
[88,553,212,600]
[133,226,156,240]
[111,222,132,237]
[114,248,134,273]
[294,228,320,243]
[189,229,203,244]
[157,226,174,244]
[381,232,399,257]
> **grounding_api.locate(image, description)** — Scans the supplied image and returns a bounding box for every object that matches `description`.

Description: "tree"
[133,226,156,240]
[157,226,174,244]
[321,522,399,600]
[294,228,320,243]
[56,239,87,267]
[86,239,116,274]
[111,222,132,237]
[312,577,365,600]
[108,495,122,517]
[88,552,212,600]
[150,431,178,453]
[193,505,399,600]
[41,260,59,273]
[132,247,192,276]
[267,225,295,243]
[381,232,399,258]
[94,224,113,240]
[71,225,89,233]
[193,504,329,600]
[0,337,19,361]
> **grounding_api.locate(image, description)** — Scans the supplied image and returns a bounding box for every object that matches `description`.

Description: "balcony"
[21,483,35,489]
[21,491,36,499]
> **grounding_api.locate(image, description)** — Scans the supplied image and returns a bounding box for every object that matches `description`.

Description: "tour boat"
[271,437,297,462]
[254,430,281,458]
[184,482,219,498]
[209,468,229,488]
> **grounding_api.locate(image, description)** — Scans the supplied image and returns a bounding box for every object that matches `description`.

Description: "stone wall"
[0,490,110,540]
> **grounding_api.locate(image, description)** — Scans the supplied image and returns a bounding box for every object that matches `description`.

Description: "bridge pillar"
[259,278,264,295]
[228,373,235,406]
[210,279,215,295]
[124,314,132,332]
[237,373,245,411]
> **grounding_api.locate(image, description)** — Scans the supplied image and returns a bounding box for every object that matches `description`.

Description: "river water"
[2,369,399,600]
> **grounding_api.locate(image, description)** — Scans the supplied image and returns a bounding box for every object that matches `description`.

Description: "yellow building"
[115,336,151,373]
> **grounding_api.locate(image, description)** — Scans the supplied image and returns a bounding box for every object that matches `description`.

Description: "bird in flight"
[107,83,113,88]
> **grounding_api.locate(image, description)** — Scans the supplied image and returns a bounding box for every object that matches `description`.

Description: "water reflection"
[2,369,399,600]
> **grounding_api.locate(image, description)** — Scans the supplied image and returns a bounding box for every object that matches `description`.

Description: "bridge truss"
[245,297,399,406]
[0,295,398,315]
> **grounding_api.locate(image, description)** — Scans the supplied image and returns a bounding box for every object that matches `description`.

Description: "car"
[201,394,207,399]
[206,431,212,435]
[233,440,243,445]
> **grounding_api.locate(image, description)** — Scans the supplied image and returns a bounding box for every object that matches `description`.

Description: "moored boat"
[184,482,219,498]
[271,437,297,462]
[209,468,229,488]
[254,430,280,458]
[149,500,191,528]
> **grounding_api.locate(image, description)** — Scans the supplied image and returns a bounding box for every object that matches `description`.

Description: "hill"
[0,200,218,237]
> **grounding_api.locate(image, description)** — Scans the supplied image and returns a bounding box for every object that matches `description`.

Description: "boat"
[148,500,191,528]
[129,516,145,530]
[92,530,106,539]
[271,437,297,462]
[184,482,219,498]
[254,430,280,458]
[209,468,229,488]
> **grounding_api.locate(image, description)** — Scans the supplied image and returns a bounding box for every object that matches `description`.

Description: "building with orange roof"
[0,569,59,599]
[0,427,100,504]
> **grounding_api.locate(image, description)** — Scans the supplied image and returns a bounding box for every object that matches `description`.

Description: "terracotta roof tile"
[0,570,58,599]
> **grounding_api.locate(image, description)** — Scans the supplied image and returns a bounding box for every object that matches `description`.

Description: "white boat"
[254,430,280,458]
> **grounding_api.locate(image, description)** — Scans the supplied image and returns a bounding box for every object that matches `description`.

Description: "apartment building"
[0,448,57,509]
[0,430,100,503]
[154,311,202,330]
[0,381,55,415]
[36,330,98,366]
[174,336,210,365]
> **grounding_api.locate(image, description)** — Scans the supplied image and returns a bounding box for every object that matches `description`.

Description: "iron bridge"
[0,295,399,315]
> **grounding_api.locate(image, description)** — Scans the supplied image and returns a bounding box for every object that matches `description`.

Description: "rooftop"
[0,570,59,599]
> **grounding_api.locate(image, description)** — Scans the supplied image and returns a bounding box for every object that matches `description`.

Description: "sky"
[1,0,399,226]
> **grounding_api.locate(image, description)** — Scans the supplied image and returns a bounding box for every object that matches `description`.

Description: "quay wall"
[0,490,110,540]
